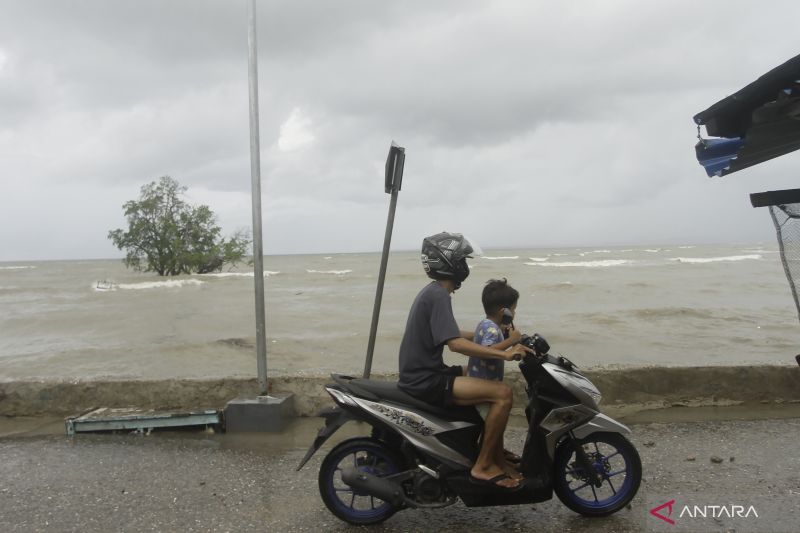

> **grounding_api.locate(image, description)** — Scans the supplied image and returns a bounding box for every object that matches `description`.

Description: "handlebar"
[518,333,578,371]
[519,333,550,357]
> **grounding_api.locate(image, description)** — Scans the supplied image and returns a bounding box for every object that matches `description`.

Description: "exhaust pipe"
[340,467,405,507]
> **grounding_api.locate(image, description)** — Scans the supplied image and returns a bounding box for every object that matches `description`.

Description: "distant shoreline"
[0,241,778,264]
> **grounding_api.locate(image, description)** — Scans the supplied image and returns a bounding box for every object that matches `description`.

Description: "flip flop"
[503,449,522,464]
[469,473,521,489]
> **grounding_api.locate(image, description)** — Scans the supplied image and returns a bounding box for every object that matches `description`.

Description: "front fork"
[569,431,604,487]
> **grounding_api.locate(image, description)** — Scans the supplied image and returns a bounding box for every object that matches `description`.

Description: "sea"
[1,243,798,382]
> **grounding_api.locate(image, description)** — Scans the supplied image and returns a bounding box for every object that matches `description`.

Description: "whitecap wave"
[671,254,762,264]
[482,256,519,260]
[0,265,36,270]
[117,279,205,290]
[200,271,280,278]
[528,257,549,262]
[579,250,611,256]
[306,269,352,275]
[525,259,629,268]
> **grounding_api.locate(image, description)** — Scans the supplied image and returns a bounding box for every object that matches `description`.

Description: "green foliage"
[108,176,251,276]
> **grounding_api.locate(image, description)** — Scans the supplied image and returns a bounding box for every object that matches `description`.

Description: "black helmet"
[421,232,480,285]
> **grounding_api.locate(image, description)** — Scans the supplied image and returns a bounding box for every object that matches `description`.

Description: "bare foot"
[502,461,523,480]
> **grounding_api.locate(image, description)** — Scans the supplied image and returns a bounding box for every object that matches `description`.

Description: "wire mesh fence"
[769,203,800,321]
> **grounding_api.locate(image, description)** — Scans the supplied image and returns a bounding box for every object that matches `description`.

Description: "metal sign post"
[247,0,268,395]
[363,142,405,378]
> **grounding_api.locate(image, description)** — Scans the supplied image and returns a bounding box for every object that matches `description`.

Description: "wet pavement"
[1,408,799,532]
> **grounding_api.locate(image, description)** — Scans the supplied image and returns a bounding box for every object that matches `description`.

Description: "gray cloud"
[1,1,798,260]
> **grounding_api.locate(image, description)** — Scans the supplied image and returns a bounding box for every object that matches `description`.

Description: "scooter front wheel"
[318,438,404,525]
[553,431,641,517]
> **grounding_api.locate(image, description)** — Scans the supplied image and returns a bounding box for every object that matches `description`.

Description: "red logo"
[650,499,676,525]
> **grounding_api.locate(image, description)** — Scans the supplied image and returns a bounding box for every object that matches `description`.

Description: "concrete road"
[1,410,799,532]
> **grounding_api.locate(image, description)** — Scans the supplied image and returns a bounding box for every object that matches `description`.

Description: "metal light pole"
[247,0,268,395]
[363,142,405,378]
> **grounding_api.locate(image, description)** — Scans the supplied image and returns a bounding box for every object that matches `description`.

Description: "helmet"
[421,232,481,286]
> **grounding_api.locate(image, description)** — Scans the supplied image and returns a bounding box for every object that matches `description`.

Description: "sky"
[1,1,799,261]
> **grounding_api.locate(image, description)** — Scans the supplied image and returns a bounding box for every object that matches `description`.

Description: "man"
[398,232,532,489]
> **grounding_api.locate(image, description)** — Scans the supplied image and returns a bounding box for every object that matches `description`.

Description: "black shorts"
[410,365,463,408]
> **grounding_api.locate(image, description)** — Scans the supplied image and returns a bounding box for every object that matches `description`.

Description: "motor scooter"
[296,334,642,525]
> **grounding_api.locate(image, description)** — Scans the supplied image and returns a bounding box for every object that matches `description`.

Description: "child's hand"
[506,343,533,361]
[506,328,522,344]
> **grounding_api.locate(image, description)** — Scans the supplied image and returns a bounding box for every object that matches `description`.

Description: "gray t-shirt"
[398,281,461,395]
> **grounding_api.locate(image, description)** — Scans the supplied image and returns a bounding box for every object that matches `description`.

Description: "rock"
[711,456,724,464]
[643,441,655,447]
[685,455,696,461]
[729,456,735,462]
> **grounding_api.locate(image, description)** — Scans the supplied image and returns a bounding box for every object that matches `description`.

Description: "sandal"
[469,473,521,489]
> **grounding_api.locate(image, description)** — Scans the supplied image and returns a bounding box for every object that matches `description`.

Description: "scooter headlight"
[559,373,602,405]
[583,387,602,405]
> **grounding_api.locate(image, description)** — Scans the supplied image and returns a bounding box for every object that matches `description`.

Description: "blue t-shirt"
[467,318,504,381]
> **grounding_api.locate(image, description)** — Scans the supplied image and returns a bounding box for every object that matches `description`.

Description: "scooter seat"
[350,378,483,424]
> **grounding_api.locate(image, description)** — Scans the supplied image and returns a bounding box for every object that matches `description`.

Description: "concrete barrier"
[1,365,798,419]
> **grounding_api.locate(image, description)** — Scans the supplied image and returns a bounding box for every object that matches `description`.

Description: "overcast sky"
[1,1,799,260]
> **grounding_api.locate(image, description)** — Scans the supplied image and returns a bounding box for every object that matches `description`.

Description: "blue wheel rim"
[323,446,399,521]
[558,437,636,510]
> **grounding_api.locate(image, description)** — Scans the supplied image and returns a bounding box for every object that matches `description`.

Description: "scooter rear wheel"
[553,431,641,517]
[318,438,404,525]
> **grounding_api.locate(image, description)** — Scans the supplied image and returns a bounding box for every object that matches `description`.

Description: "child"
[467,278,524,467]
[467,278,522,382]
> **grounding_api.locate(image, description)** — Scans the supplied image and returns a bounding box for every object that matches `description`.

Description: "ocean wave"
[482,256,519,260]
[671,254,762,264]
[0,265,36,270]
[579,312,624,326]
[525,259,629,268]
[626,281,653,289]
[631,307,717,320]
[579,250,611,256]
[306,269,352,275]
[528,257,548,262]
[200,271,280,278]
[116,279,205,290]
[540,281,575,291]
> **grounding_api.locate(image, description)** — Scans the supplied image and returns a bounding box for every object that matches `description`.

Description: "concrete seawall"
[1,365,798,419]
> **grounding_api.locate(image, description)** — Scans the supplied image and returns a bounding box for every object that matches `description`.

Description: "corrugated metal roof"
[693,53,800,177]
